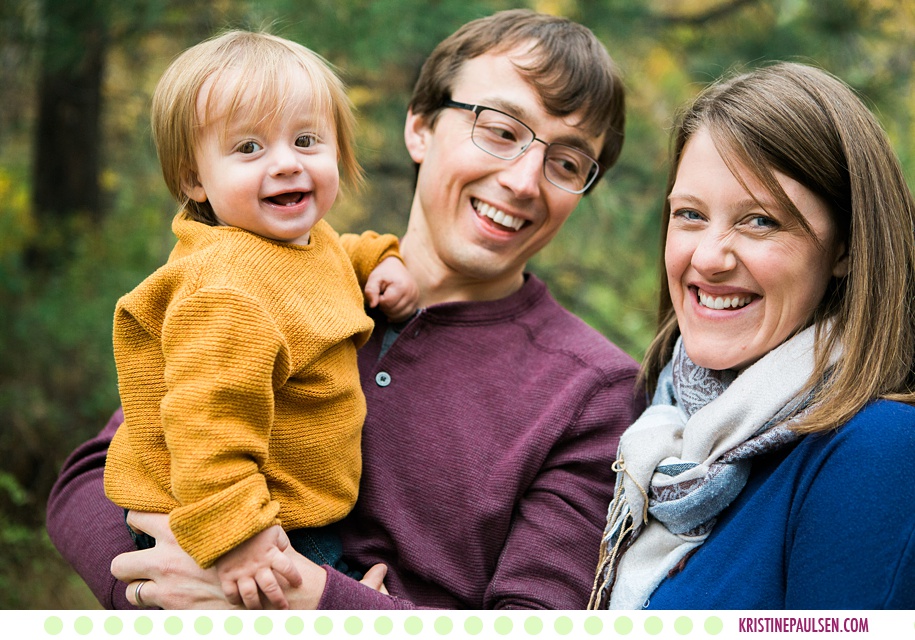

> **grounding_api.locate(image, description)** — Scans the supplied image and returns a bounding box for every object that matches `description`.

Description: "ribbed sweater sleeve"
[338,231,401,286]
[160,289,285,567]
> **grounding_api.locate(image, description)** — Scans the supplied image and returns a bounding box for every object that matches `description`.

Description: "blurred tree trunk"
[30,0,108,266]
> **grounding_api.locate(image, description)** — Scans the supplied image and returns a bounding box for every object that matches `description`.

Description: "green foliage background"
[0,0,912,608]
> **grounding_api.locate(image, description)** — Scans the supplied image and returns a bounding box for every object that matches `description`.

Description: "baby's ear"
[180,167,207,203]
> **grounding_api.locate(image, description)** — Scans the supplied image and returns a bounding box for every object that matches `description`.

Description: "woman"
[589,62,915,610]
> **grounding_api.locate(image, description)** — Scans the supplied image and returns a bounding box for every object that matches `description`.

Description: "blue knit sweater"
[647,400,915,609]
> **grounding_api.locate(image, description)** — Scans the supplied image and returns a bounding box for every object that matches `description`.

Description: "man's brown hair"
[408,9,625,191]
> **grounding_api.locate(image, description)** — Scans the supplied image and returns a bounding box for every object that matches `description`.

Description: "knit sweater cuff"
[339,232,402,286]
[319,567,415,610]
[169,473,280,568]
[376,239,401,265]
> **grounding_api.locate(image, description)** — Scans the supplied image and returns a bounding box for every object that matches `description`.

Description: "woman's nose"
[690,229,738,276]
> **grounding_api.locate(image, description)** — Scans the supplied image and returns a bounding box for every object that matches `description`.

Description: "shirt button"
[375,371,391,387]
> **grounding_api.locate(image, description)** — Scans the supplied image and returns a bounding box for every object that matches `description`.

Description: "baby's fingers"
[364,283,381,308]
[255,568,289,610]
[381,295,416,322]
[268,546,303,588]
[237,576,263,610]
[221,577,242,607]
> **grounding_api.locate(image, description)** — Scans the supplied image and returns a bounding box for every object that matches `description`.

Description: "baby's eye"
[296,134,318,148]
[237,141,262,154]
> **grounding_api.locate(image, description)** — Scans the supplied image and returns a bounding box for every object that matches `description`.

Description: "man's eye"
[237,141,262,154]
[489,126,518,142]
[296,134,317,148]
[547,154,584,177]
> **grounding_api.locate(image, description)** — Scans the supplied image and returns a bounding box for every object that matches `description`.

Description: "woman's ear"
[180,167,207,203]
[404,109,432,164]
[832,242,850,278]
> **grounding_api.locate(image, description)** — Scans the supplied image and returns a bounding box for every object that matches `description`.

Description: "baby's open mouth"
[266,192,305,206]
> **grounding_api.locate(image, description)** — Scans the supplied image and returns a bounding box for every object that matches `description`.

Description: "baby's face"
[182,72,340,246]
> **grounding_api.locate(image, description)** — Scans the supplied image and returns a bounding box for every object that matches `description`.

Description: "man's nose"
[497,143,545,198]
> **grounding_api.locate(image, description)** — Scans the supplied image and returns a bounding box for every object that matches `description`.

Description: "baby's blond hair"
[151,30,362,225]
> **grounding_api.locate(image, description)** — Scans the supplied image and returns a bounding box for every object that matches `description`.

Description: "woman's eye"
[296,134,317,148]
[673,208,703,221]
[749,215,779,228]
[237,141,261,154]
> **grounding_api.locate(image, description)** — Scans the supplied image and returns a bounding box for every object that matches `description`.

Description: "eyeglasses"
[442,99,601,194]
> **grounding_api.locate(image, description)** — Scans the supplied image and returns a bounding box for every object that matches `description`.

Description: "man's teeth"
[698,291,752,310]
[473,199,524,231]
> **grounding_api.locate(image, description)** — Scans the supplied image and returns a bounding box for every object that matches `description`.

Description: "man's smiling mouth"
[472,198,525,231]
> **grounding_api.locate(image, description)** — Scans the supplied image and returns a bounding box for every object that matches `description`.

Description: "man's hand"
[113,511,230,609]
[113,512,328,610]
[360,563,389,594]
[364,257,420,322]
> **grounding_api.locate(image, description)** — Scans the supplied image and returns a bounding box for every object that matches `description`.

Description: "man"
[47,9,640,609]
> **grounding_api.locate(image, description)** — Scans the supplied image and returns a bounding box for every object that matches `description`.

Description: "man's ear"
[180,166,207,203]
[404,109,432,164]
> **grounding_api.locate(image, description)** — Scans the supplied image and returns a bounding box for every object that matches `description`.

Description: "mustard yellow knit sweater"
[104,215,399,568]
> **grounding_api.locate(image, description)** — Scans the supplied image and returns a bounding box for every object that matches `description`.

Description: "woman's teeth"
[698,291,752,310]
[472,199,524,231]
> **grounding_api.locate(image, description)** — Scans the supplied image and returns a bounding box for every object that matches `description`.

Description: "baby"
[104,30,417,609]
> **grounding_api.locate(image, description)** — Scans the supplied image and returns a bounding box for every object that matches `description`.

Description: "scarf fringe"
[587,457,647,609]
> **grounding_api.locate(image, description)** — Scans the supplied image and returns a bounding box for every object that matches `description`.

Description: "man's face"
[403,47,605,298]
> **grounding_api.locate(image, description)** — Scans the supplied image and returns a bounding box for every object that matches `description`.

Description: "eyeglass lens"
[472,108,598,193]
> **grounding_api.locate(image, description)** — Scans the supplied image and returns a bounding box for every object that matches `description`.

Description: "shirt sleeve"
[785,401,915,609]
[318,372,643,610]
[320,569,418,609]
[46,408,137,610]
[338,231,401,287]
[481,375,642,609]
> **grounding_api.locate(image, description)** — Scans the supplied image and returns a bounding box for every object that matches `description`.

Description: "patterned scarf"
[588,324,837,609]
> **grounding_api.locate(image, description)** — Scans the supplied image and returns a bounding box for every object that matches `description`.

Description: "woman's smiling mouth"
[696,288,754,310]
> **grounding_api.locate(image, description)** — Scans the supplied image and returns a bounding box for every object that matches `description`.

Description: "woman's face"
[665,128,848,371]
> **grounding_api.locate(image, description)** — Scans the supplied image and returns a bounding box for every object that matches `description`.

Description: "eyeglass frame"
[441,99,601,194]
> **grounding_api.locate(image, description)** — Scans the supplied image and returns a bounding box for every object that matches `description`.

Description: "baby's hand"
[364,257,420,322]
[215,525,302,610]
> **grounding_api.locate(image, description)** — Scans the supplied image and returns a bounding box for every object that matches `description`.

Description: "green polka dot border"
[30,611,915,638]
